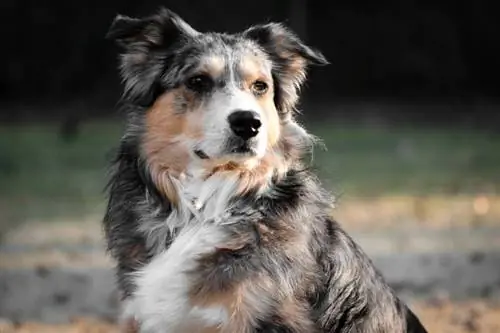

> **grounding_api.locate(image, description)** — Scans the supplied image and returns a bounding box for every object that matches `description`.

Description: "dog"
[103,8,428,333]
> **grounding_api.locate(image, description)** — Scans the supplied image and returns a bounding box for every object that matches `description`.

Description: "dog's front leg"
[122,223,228,333]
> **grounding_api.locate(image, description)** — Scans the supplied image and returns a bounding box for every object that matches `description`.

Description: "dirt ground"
[413,300,500,333]
[1,300,499,333]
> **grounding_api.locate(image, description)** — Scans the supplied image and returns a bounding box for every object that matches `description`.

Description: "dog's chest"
[128,176,242,332]
[129,174,257,331]
[180,173,239,221]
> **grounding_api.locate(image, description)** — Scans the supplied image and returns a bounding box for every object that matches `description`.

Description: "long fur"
[103,8,427,333]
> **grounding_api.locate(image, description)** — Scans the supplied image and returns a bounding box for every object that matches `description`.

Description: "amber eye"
[186,74,213,93]
[251,80,269,96]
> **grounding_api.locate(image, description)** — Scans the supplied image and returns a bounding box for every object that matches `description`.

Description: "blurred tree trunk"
[288,0,307,40]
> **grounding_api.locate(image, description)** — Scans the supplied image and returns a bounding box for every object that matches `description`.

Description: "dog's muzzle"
[227,110,261,141]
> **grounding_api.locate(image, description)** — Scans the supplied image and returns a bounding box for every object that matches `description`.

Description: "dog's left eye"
[186,74,213,93]
[251,80,268,96]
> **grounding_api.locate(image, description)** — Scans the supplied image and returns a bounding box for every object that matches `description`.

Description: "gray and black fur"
[103,8,428,332]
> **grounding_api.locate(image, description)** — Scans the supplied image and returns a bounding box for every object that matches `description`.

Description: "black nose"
[228,110,262,140]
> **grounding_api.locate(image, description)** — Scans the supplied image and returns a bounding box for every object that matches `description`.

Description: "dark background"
[1,0,499,123]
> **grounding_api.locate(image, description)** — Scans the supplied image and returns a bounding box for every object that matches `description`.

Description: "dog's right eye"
[186,74,213,93]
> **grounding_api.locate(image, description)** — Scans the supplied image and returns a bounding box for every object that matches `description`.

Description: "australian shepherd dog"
[103,8,427,333]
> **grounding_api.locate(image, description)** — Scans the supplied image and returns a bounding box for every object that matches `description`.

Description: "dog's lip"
[231,146,251,153]
[194,149,210,159]
[194,144,257,161]
[230,143,256,154]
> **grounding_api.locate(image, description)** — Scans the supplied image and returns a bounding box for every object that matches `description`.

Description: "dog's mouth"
[194,149,210,159]
[194,141,258,161]
[230,143,254,154]
[227,136,259,156]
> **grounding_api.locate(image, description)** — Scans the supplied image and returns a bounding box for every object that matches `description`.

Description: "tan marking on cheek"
[146,91,184,135]
[142,90,203,203]
[260,94,280,148]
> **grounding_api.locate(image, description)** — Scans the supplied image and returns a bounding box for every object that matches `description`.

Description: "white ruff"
[124,164,244,332]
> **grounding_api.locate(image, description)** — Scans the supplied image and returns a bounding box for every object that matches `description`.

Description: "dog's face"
[146,36,278,163]
[108,8,327,173]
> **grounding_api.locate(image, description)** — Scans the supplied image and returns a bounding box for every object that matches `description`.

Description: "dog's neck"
[148,148,288,206]
[139,154,285,256]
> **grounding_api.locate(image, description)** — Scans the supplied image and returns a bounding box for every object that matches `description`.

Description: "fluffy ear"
[106,8,198,48]
[243,23,328,114]
[107,8,198,103]
[106,15,146,46]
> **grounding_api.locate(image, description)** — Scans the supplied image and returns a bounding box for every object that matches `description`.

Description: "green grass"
[0,120,124,228]
[310,123,500,196]
[1,118,499,228]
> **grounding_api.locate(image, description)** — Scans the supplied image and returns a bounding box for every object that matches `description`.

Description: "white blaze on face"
[198,86,268,161]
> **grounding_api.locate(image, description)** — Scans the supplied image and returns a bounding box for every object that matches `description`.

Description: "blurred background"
[1,0,499,332]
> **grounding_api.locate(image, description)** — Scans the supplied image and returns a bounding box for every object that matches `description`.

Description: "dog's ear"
[243,23,327,66]
[243,23,328,114]
[106,8,198,48]
[107,8,198,104]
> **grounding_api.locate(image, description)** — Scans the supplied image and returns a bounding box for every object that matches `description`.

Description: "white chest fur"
[125,171,241,332]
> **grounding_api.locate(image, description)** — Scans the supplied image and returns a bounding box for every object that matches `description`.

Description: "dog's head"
[108,8,327,179]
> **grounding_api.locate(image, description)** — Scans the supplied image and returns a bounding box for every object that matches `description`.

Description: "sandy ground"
[413,300,500,333]
[1,196,499,332]
[1,300,500,333]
